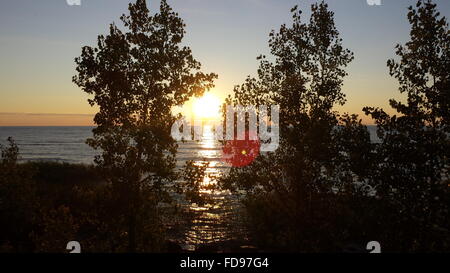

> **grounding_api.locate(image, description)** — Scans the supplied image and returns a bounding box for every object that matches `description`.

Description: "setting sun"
[192,93,221,119]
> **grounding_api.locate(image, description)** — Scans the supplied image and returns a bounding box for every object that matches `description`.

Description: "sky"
[0,0,449,126]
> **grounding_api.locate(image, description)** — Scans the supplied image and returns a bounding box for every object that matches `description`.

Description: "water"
[0,126,380,164]
[0,126,97,164]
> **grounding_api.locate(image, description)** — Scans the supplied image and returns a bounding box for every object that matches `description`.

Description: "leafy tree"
[364,0,450,251]
[73,0,216,252]
[220,2,374,251]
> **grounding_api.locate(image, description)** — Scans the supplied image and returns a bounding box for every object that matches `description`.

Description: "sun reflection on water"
[181,124,245,251]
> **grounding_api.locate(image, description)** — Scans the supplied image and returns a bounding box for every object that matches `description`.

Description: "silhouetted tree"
[73,0,216,252]
[364,0,450,251]
[220,2,374,251]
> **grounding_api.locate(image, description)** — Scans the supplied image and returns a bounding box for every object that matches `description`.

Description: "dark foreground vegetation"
[0,0,449,252]
[0,144,240,253]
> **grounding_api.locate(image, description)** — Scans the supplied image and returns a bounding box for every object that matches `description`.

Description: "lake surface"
[0,126,380,164]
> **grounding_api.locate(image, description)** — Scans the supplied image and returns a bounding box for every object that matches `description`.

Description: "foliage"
[363,0,450,251]
[73,0,216,251]
[220,1,368,250]
[0,138,37,252]
[177,160,214,207]
[220,0,450,252]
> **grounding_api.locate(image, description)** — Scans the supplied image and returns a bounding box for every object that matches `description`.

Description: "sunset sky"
[0,0,449,126]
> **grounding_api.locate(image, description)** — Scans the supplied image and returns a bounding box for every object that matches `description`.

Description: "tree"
[222,0,357,194]
[73,0,217,252]
[364,0,450,251]
[220,2,374,251]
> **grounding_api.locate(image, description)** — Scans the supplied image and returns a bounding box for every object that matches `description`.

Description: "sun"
[193,93,221,120]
